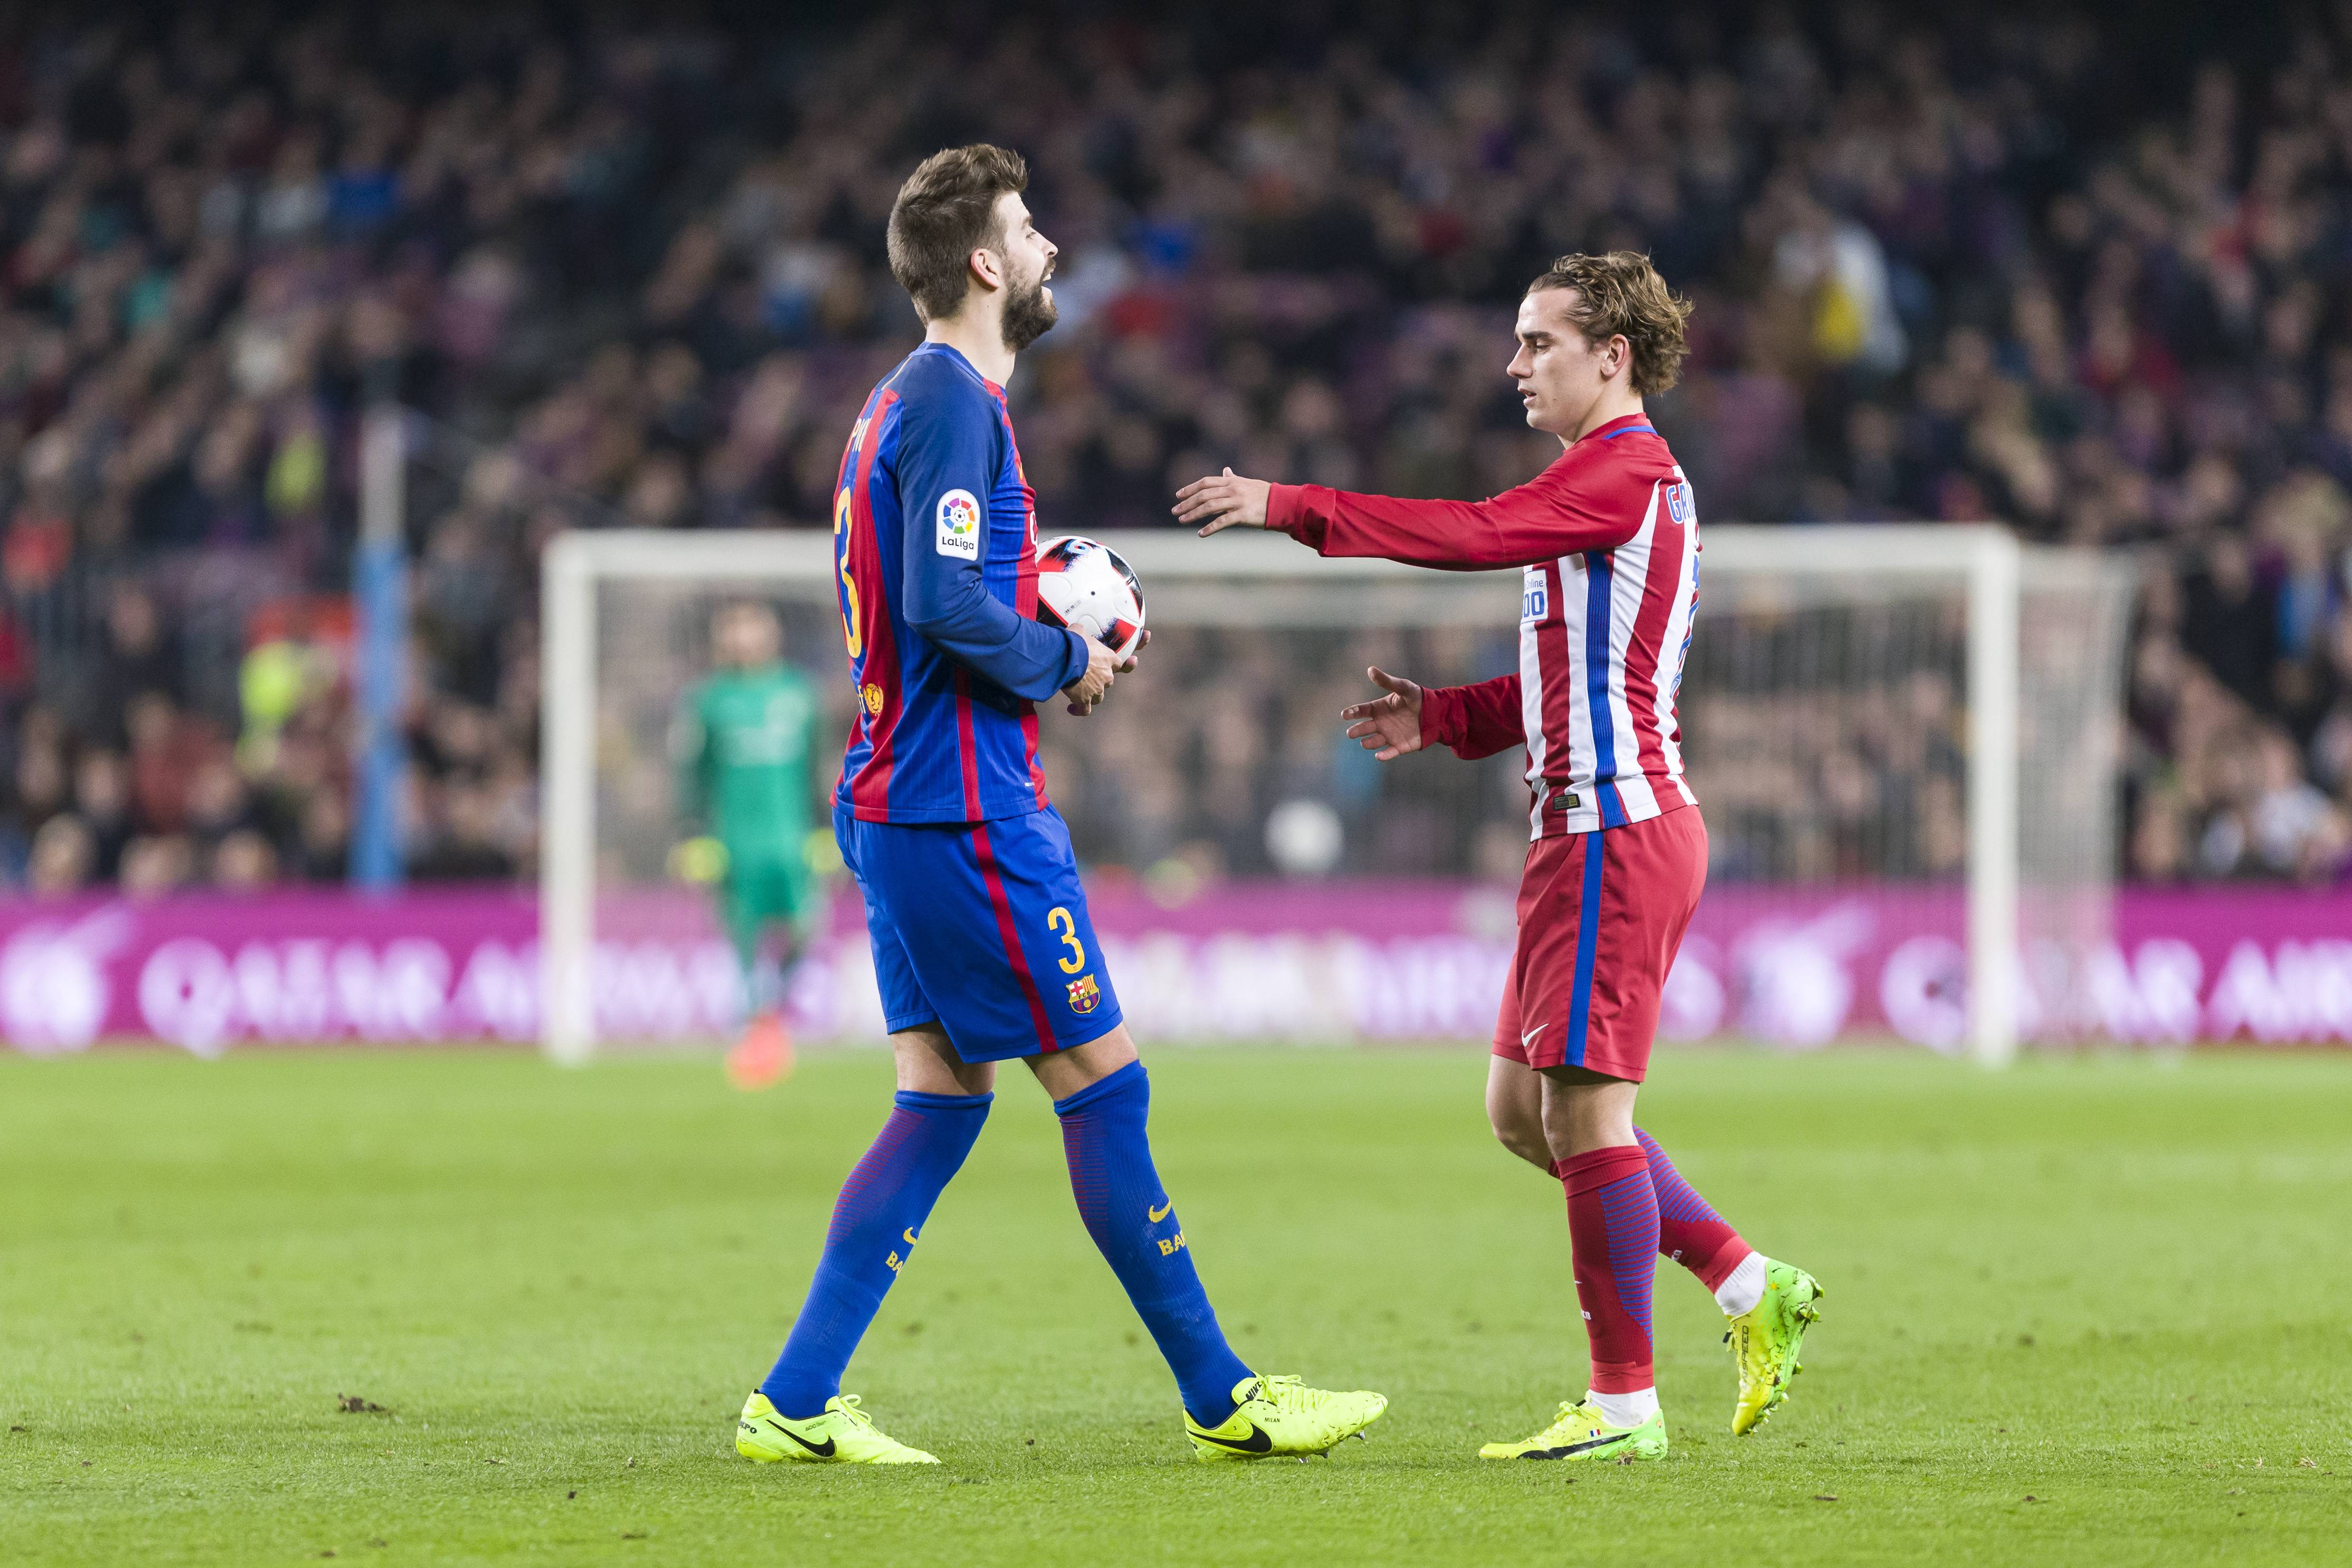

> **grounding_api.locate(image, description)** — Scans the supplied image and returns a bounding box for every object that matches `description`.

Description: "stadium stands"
[3,6,2348,889]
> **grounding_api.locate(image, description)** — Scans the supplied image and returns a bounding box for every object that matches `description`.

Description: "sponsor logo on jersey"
[861,682,884,716]
[935,488,982,558]
[1066,973,1102,1014]
[1522,566,1548,622]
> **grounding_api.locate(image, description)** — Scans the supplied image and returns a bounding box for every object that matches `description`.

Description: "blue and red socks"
[1055,1061,1252,1428]
[759,1088,992,1418]
[1557,1145,1659,1403]
[1556,1133,1763,1422]
[1635,1126,1762,1313]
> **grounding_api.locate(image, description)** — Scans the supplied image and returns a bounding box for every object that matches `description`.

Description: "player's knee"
[1488,1104,1553,1171]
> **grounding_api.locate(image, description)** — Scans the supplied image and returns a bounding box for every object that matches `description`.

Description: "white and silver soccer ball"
[1033,536,1146,660]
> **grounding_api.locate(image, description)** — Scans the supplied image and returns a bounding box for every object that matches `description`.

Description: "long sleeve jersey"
[833,342,1090,823]
[1270,411,1701,838]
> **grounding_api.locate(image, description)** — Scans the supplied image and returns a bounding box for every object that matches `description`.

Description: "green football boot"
[1184,1374,1388,1462]
[1478,1396,1669,1461]
[736,1391,938,1465]
[1725,1258,1823,1435]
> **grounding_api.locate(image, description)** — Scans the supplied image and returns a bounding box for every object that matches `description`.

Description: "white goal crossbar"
[543,524,2055,1066]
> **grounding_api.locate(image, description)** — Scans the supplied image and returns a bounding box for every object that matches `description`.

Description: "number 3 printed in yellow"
[1047,906,1086,974]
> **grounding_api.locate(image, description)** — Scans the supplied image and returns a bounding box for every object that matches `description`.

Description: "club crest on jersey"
[861,681,884,716]
[1522,566,1549,622]
[935,488,981,558]
[1066,973,1102,1014]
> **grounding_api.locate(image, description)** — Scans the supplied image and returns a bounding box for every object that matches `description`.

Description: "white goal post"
[542,524,2129,1068]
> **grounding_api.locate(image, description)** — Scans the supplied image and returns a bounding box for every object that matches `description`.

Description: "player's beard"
[1001,270,1058,353]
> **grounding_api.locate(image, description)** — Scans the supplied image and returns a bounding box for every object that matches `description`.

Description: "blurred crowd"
[6,4,2352,893]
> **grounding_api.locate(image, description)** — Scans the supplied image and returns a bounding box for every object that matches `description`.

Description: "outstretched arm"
[1177,455,1642,569]
[1420,672,1524,759]
[1341,667,1524,763]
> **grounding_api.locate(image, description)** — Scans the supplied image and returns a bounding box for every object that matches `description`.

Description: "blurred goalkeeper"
[1180,251,1823,1465]
[671,601,823,1091]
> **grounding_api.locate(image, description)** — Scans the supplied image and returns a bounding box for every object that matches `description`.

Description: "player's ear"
[967,245,1004,295]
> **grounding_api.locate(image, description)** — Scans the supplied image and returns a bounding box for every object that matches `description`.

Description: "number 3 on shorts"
[1047,906,1086,973]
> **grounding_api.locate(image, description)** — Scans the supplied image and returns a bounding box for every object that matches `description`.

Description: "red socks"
[1556,1146,1658,1394]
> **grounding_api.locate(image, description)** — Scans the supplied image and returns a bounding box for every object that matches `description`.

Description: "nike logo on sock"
[1147,1200,1173,1223]
[1192,1421,1272,1453]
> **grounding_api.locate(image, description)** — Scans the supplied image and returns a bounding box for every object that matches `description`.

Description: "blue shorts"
[836,803,1123,1063]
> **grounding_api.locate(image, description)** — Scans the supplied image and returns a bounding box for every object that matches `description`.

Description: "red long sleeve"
[1269,422,1668,569]
[1420,674,1525,760]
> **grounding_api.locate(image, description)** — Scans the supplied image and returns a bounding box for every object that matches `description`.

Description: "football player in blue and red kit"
[735,145,1387,1468]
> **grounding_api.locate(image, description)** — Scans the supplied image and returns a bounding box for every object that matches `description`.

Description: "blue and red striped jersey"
[832,343,1089,823]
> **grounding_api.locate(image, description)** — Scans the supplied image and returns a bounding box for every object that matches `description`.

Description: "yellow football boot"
[1478,1396,1668,1461]
[1184,1374,1388,1462]
[736,1391,938,1465]
[1726,1258,1823,1435]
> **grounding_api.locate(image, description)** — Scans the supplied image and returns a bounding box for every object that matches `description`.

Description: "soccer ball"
[1033,536,1146,660]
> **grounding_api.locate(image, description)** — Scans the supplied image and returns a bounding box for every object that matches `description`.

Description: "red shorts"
[1491,805,1708,1082]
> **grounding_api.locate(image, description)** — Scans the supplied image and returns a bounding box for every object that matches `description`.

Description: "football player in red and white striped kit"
[1177,252,1823,1462]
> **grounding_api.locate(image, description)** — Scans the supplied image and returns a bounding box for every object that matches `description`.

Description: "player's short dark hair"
[1526,252,1694,395]
[887,144,1030,321]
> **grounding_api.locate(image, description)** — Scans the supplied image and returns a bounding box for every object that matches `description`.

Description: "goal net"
[540,526,2133,1065]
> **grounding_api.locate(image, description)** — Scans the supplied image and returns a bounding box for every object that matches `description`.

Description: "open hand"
[1341,667,1425,761]
[1173,467,1272,535]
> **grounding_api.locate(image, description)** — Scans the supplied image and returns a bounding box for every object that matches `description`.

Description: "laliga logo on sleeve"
[935,488,981,559]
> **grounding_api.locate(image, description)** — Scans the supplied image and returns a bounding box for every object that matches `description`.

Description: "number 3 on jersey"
[833,483,861,659]
[1047,906,1086,973]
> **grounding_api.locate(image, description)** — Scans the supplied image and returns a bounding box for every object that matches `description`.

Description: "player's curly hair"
[1526,252,1694,395]
[888,144,1030,321]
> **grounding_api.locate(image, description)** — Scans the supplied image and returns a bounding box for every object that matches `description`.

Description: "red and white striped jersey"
[1268,411,1700,839]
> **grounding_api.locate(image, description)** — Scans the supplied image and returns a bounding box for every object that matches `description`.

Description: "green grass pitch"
[3,1046,2347,1566]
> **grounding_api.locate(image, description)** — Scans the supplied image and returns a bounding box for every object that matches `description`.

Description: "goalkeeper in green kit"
[672,601,824,1089]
